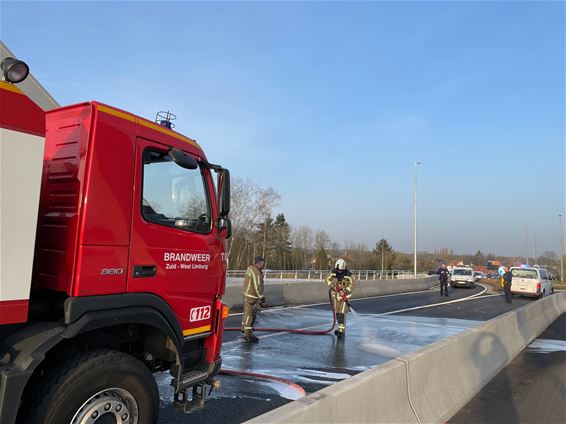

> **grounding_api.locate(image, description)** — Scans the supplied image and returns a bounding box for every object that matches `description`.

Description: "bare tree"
[180,195,207,219]
[291,225,314,269]
[227,177,280,269]
[313,230,332,270]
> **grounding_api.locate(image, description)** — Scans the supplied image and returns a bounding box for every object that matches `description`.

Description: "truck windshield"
[511,269,538,279]
[142,149,211,234]
[453,269,472,276]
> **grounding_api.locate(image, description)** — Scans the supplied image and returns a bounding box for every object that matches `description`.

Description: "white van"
[510,266,553,298]
[451,267,476,288]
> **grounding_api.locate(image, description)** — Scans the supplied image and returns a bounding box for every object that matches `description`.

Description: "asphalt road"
[157,284,540,423]
[450,312,566,424]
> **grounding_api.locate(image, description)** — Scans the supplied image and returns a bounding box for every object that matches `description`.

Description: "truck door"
[128,137,221,339]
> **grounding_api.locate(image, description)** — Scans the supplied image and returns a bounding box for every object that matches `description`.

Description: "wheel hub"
[71,388,138,424]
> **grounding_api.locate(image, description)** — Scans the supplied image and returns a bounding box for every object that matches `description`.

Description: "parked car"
[510,266,553,298]
[474,271,485,282]
[451,267,476,288]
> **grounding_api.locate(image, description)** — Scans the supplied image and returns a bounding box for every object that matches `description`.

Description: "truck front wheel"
[20,349,159,424]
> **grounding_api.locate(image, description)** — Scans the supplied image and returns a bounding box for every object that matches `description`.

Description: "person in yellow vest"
[326,259,355,338]
[241,256,265,342]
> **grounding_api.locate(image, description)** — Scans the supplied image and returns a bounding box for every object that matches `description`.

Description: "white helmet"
[335,259,347,270]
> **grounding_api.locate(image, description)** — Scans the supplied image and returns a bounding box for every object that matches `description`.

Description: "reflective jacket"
[242,265,264,300]
[326,270,354,302]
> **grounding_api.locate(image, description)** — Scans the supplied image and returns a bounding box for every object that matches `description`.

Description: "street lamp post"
[381,232,385,278]
[560,214,564,282]
[525,224,529,265]
[413,161,422,278]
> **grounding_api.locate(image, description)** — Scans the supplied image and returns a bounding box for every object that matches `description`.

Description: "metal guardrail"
[226,269,429,280]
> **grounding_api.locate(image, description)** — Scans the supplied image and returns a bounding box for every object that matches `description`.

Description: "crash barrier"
[227,269,429,281]
[223,277,436,311]
[246,292,566,423]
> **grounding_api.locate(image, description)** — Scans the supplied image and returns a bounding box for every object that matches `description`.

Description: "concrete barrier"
[247,359,419,424]
[247,292,566,423]
[224,277,436,311]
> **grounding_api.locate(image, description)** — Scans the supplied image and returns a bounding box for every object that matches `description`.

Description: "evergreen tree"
[474,250,485,266]
[372,239,396,270]
[273,214,292,269]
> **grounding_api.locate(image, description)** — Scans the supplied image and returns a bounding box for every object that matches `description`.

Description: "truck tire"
[20,349,159,424]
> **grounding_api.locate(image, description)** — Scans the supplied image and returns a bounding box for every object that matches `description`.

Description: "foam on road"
[157,307,482,423]
[156,286,531,423]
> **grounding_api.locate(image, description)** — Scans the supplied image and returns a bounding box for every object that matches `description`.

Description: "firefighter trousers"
[241,298,261,335]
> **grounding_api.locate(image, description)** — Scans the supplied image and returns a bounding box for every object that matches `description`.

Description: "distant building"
[487,260,501,271]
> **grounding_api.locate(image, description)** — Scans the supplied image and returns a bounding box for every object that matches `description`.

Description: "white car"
[510,266,553,298]
[451,267,476,288]
[473,271,485,282]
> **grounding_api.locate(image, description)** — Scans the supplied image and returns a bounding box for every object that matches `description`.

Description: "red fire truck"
[0,54,231,424]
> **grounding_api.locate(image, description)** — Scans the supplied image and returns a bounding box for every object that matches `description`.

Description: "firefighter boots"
[335,313,346,338]
[243,331,259,343]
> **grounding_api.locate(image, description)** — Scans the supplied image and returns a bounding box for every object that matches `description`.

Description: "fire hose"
[220,286,350,398]
[224,288,344,335]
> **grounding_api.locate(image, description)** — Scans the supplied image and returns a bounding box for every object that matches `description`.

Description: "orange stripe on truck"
[182,325,212,336]
[0,81,24,95]
[96,104,201,150]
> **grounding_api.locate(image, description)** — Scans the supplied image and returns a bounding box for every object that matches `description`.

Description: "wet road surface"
[157,285,538,423]
[450,311,566,424]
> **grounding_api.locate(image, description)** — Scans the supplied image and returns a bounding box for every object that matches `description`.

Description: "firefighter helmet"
[335,259,347,270]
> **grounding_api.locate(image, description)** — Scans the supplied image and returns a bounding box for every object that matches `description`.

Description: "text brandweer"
[164,253,211,262]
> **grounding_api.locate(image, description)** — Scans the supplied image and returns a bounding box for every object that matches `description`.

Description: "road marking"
[228,287,442,317]
[224,285,500,344]
[377,284,493,316]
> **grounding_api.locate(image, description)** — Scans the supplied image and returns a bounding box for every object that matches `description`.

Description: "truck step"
[171,370,209,391]
[173,382,208,414]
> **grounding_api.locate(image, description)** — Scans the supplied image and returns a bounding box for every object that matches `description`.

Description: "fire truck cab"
[0,53,231,424]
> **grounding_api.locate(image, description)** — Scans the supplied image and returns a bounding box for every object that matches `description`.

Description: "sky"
[2,0,564,256]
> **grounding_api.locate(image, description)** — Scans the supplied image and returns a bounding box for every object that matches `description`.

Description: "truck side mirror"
[218,169,230,217]
[168,148,198,170]
[218,217,232,239]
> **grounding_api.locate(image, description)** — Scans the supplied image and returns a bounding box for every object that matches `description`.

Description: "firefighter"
[438,263,450,297]
[241,256,265,342]
[326,259,355,338]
